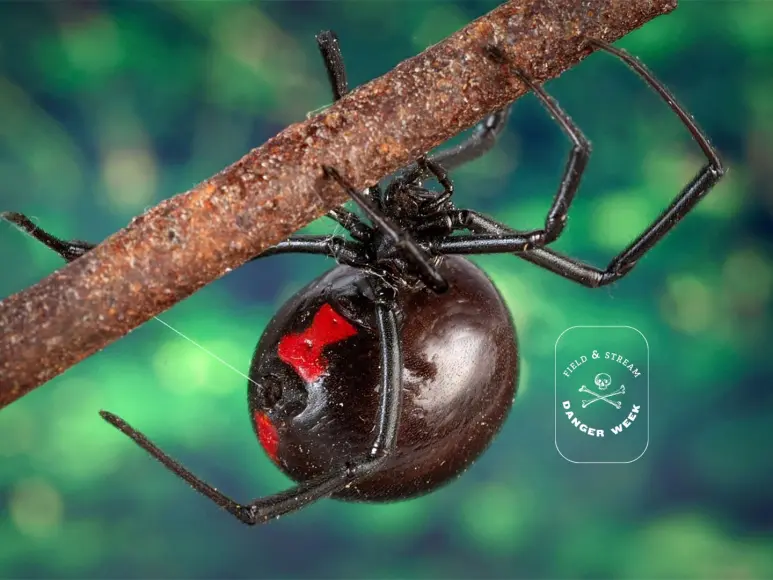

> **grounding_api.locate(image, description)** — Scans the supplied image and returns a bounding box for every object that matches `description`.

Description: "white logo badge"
[555,327,649,463]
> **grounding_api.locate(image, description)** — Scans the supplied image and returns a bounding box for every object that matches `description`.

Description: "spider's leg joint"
[542,211,570,245]
[709,162,727,179]
[599,260,636,287]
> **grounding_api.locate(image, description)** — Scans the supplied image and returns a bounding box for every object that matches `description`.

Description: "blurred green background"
[0,1,771,578]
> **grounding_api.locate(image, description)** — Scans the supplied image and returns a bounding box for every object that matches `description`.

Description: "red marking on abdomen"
[255,411,279,462]
[277,303,357,383]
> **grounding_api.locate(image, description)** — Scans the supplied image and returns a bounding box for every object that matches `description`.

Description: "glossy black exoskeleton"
[248,256,517,502]
[2,30,724,525]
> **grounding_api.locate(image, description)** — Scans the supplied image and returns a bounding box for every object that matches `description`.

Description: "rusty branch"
[0,0,677,408]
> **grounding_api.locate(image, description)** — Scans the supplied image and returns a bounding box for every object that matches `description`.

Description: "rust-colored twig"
[0,0,677,408]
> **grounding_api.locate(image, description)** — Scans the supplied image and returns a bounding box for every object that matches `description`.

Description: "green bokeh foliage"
[0,1,771,578]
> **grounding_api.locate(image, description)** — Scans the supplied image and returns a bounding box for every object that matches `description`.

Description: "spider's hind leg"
[99,297,403,525]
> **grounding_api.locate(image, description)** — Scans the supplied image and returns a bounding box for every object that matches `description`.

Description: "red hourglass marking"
[277,303,358,383]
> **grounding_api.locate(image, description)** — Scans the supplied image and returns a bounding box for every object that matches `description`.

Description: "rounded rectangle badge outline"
[554,325,650,464]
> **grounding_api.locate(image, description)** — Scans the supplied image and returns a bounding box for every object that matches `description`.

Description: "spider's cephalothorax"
[2,30,724,524]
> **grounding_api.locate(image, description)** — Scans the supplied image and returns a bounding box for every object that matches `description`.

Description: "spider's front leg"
[514,39,725,287]
[2,212,95,262]
[429,55,590,255]
[435,40,725,288]
[1,211,367,267]
[100,296,403,525]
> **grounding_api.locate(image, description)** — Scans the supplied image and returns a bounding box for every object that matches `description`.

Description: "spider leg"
[325,207,373,243]
[507,64,590,245]
[425,62,589,252]
[323,166,448,293]
[418,61,584,246]
[517,167,721,287]
[2,211,368,267]
[388,49,511,187]
[255,235,369,267]
[432,107,512,172]
[413,156,454,213]
[2,211,95,262]
[315,31,383,222]
[99,297,403,525]
[436,40,725,287]
[425,209,547,254]
[316,30,348,101]
[514,39,725,287]
[416,157,453,195]
[400,107,512,184]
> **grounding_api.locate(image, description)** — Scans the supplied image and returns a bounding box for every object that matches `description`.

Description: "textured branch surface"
[0,0,676,408]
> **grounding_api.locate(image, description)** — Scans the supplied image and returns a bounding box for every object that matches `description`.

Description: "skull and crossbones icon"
[579,373,625,409]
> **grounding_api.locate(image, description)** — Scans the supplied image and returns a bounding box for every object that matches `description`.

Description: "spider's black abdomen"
[247,256,518,502]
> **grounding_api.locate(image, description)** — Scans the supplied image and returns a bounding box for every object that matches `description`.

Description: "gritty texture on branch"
[0,0,677,407]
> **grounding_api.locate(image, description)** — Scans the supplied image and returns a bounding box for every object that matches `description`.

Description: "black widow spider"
[2,31,724,525]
